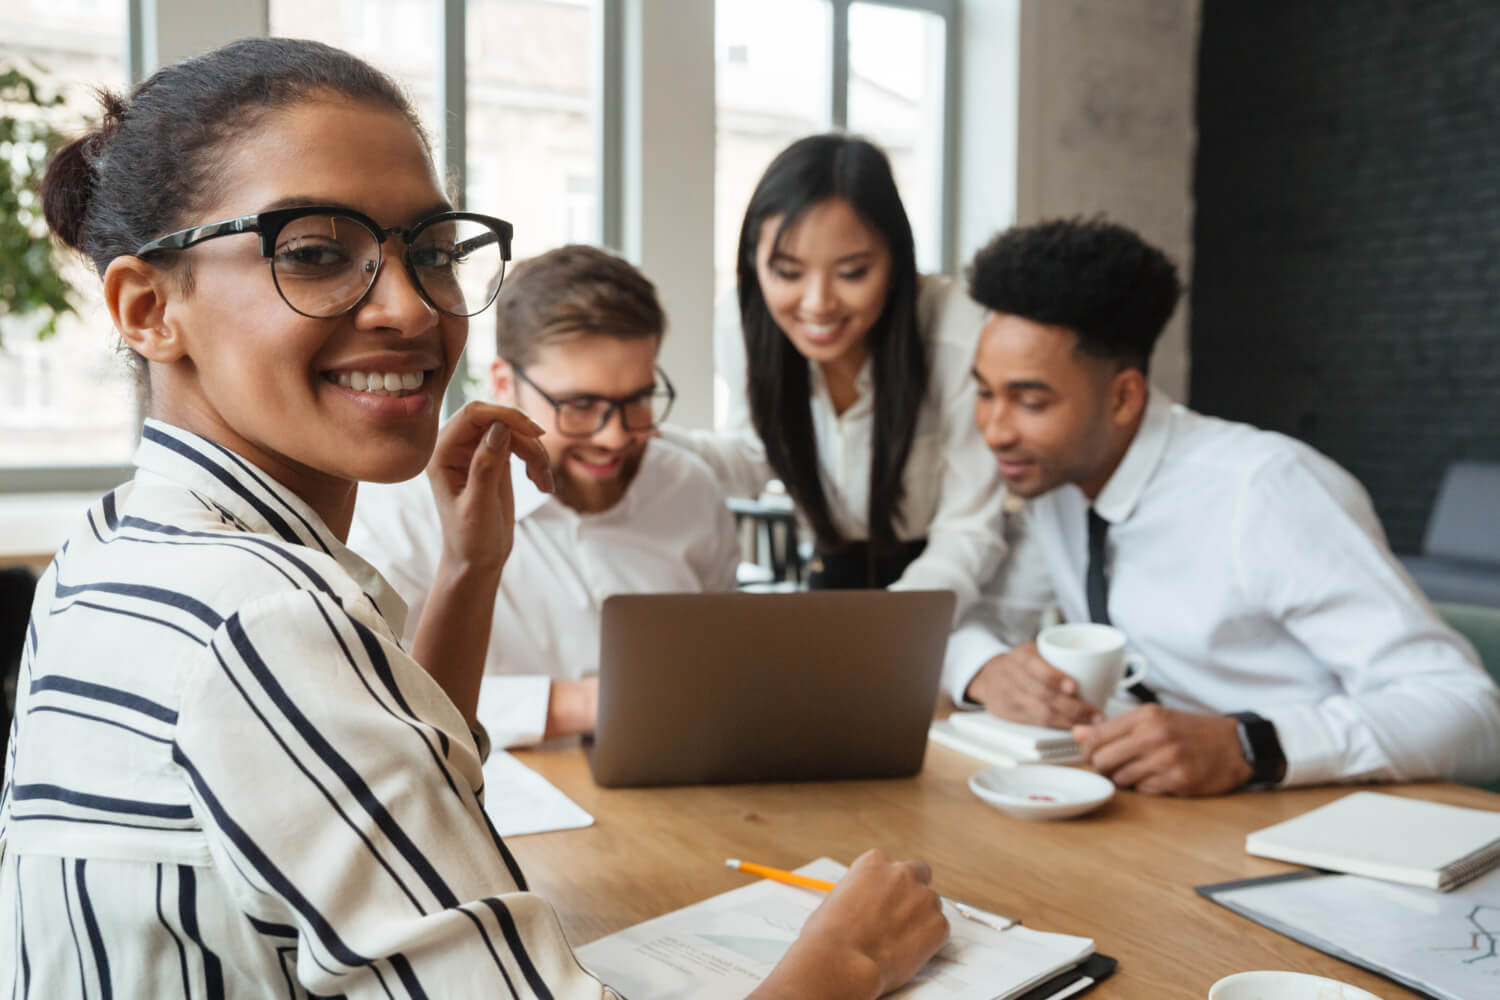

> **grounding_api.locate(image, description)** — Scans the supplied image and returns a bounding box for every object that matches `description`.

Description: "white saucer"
[968,765,1114,820]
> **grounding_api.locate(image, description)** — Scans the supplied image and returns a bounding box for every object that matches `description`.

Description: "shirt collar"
[1091,384,1174,525]
[133,419,408,633]
[807,354,875,400]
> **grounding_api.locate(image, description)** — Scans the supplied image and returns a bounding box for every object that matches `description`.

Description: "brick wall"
[1190,1,1500,553]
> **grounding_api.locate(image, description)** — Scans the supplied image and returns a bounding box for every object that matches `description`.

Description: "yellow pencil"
[725,858,837,892]
[723,858,1018,932]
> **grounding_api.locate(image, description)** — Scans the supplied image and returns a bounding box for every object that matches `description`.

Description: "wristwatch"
[1231,711,1286,789]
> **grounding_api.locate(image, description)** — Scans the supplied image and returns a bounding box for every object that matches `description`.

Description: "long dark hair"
[737,133,928,553]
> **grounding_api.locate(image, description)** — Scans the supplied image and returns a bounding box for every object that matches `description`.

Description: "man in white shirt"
[351,246,739,748]
[950,218,1500,796]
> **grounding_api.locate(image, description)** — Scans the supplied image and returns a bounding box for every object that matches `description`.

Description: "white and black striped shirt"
[1,420,613,998]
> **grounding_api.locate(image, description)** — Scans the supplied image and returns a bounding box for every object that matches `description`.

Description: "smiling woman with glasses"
[135,203,513,318]
[7,36,950,1000]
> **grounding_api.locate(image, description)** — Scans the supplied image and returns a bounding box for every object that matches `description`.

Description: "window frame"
[831,0,960,274]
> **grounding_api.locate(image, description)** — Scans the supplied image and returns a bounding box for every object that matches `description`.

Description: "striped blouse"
[1,420,614,998]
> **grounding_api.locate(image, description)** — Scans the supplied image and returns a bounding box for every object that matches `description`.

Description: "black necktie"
[1085,507,1157,703]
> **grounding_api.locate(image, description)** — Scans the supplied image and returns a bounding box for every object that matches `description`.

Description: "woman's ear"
[104,256,188,363]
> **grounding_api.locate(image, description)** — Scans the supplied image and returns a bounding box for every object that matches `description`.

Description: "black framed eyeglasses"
[135,204,514,319]
[512,365,676,437]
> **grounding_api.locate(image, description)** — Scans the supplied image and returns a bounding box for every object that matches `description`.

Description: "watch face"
[1234,713,1285,785]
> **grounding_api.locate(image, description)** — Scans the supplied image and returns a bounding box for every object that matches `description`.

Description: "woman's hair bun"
[40,89,126,254]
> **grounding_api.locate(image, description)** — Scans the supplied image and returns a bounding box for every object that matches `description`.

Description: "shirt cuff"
[475,674,553,750]
[943,623,1009,706]
[1257,703,1343,787]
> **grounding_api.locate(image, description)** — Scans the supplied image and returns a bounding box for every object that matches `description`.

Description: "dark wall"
[1190,2,1500,553]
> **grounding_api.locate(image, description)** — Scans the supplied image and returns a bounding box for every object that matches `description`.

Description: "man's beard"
[551,442,647,514]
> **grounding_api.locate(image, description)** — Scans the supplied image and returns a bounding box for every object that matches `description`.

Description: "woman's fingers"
[429,401,552,496]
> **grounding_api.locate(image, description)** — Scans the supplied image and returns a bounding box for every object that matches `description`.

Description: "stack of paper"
[578,858,1098,1000]
[929,711,1083,766]
[479,750,595,837]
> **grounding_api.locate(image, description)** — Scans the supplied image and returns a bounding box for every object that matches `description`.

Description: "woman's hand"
[426,400,553,576]
[751,849,949,1000]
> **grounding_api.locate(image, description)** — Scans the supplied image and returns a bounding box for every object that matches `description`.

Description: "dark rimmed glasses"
[135,205,514,319]
[513,365,677,437]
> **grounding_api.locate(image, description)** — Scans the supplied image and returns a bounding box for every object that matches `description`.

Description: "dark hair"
[737,133,927,553]
[966,217,1181,373]
[494,245,665,367]
[40,37,424,389]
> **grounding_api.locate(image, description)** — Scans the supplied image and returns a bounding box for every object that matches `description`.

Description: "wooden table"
[508,740,1498,998]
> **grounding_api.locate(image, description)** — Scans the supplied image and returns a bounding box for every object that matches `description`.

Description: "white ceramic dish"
[967,764,1114,820]
[1208,970,1385,1000]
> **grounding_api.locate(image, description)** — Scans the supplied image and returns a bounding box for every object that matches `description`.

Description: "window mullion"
[831,0,849,129]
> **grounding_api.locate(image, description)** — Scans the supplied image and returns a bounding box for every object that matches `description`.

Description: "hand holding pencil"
[745,848,949,1000]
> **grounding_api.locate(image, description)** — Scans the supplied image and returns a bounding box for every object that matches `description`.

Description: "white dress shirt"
[1,420,615,998]
[350,438,739,748]
[945,388,1500,787]
[665,273,1006,616]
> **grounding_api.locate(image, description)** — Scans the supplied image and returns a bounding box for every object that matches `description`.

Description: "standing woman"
[0,38,947,998]
[670,134,1004,611]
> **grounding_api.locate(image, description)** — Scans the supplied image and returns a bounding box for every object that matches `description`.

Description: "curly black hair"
[966,218,1181,373]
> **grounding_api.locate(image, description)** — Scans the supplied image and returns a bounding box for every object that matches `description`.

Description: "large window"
[847,2,948,274]
[269,0,443,147]
[463,0,599,390]
[714,0,956,296]
[714,0,832,298]
[0,0,139,470]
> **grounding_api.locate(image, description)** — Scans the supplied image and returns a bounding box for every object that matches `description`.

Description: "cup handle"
[1121,652,1149,689]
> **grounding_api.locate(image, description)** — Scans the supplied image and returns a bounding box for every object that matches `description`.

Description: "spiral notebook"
[1245,791,1500,891]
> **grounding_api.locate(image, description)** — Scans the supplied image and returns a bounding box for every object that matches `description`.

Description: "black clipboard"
[1197,872,1441,1000]
[1011,952,1118,1000]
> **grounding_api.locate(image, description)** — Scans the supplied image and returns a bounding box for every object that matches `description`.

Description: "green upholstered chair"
[1435,601,1500,793]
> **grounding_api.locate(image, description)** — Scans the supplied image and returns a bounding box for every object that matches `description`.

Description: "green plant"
[0,62,76,345]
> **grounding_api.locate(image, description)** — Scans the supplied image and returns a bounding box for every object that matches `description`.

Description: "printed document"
[1212,865,1500,1000]
[577,858,1092,999]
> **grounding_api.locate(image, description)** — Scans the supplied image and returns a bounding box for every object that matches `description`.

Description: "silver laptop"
[587,589,955,788]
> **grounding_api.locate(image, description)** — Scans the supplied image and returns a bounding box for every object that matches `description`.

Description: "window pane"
[715,0,832,298]
[269,0,441,137]
[463,0,599,388]
[0,0,137,468]
[847,2,947,273]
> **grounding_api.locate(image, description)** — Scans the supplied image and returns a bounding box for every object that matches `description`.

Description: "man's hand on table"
[543,677,599,741]
[964,641,1103,728]
[1073,705,1253,796]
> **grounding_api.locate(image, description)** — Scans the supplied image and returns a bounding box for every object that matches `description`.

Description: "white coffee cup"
[1208,971,1385,1000]
[1036,623,1148,709]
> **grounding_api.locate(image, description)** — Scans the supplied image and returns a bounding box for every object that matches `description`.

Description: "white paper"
[1216,866,1500,1000]
[479,750,594,837]
[577,859,1092,999]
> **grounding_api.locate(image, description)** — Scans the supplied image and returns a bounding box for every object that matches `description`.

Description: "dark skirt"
[807,538,928,591]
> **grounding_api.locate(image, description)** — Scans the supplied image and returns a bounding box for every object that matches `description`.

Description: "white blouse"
[0,420,615,998]
[665,274,1006,616]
